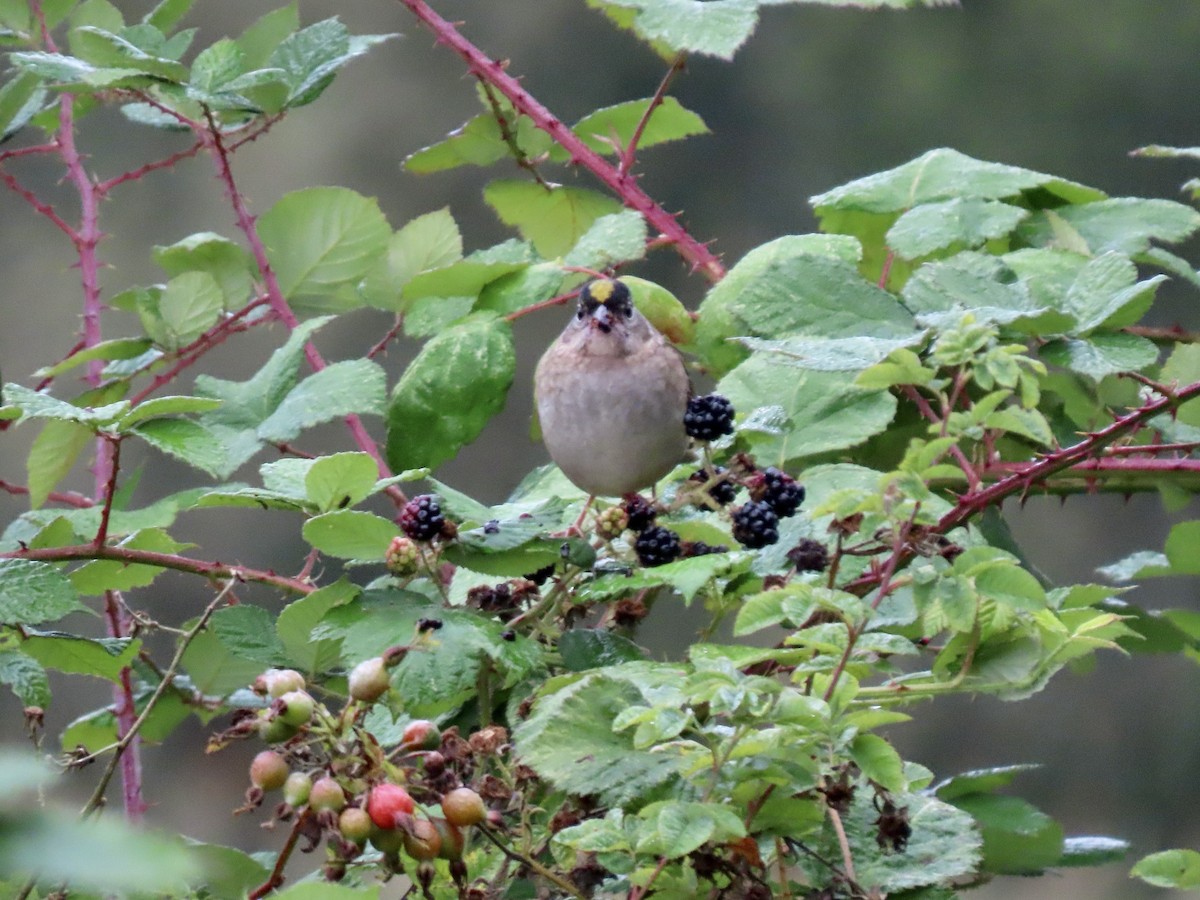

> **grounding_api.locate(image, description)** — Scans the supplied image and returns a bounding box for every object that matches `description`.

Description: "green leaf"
[27,419,92,509]
[737,334,924,374]
[209,604,287,666]
[0,560,83,624]
[257,359,387,443]
[1057,835,1129,868]
[236,3,299,70]
[554,95,708,159]
[485,180,624,259]
[273,883,380,900]
[152,232,254,308]
[20,632,139,682]
[405,113,510,173]
[119,394,223,428]
[719,360,897,465]
[1096,549,1171,583]
[647,802,717,858]
[276,579,359,673]
[402,239,534,302]
[563,210,649,270]
[0,650,50,707]
[267,18,394,108]
[144,0,194,31]
[303,452,380,513]
[1040,332,1158,380]
[513,665,687,805]
[559,630,646,670]
[181,840,270,899]
[0,70,48,140]
[1017,198,1200,255]
[1061,251,1163,333]
[901,254,1047,328]
[934,765,1042,801]
[258,186,391,302]
[1165,521,1200,575]
[131,417,229,476]
[849,733,906,792]
[133,271,224,351]
[695,235,909,375]
[2,382,128,425]
[887,198,1029,260]
[303,509,399,560]
[32,338,154,380]
[950,794,1062,875]
[387,314,516,471]
[1131,849,1200,889]
[360,208,463,311]
[595,0,760,60]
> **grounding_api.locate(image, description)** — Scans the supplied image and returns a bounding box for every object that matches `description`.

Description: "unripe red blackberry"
[595,505,629,540]
[621,494,657,533]
[684,393,735,441]
[731,501,780,549]
[385,535,421,576]
[635,525,682,567]
[399,494,445,542]
[750,467,805,518]
[786,538,829,573]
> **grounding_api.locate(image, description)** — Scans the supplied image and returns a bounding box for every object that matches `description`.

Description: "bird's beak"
[589,303,614,334]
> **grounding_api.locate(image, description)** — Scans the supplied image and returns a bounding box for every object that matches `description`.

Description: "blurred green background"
[2,1,1199,897]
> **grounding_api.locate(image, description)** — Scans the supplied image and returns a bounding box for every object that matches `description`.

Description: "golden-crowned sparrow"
[535,278,690,497]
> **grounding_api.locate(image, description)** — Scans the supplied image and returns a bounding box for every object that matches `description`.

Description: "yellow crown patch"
[588,279,615,304]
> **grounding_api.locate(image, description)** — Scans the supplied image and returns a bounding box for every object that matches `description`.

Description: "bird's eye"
[576,308,585,320]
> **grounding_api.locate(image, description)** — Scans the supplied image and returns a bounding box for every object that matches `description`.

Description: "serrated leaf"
[257,358,386,443]
[563,210,648,269]
[1017,197,1200,255]
[485,180,624,258]
[0,560,84,624]
[360,208,463,311]
[32,338,154,380]
[131,417,228,476]
[303,510,399,561]
[2,382,128,425]
[513,665,687,805]
[119,395,223,428]
[27,418,92,509]
[559,630,646,670]
[0,69,48,140]
[402,239,535,301]
[695,235,910,375]
[304,452,380,513]
[387,314,515,471]
[152,232,254,308]
[209,604,286,665]
[276,579,358,673]
[902,253,1047,329]
[0,650,50,707]
[267,18,394,108]
[737,333,924,373]
[1040,332,1158,381]
[258,186,391,302]
[950,793,1062,875]
[849,733,906,792]
[720,360,897,465]
[558,95,707,161]
[887,198,1029,260]
[404,113,509,173]
[599,0,760,60]
[20,631,140,682]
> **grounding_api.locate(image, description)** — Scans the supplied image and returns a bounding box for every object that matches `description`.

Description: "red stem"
[0,479,95,508]
[6,544,317,595]
[198,109,396,486]
[397,0,726,282]
[92,436,121,549]
[618,54,686,177]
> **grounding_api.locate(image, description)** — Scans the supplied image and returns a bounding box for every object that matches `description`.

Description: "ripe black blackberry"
[786,538,829,573]
[689,467,737,506]
[634,525,682,567]
[399,494,445,541]
[621,494,657,533]
[684,393,735,441]
[731,500,780,549]
[752,467,805,518]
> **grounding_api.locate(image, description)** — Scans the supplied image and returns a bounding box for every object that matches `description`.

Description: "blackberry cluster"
[730,500,779,549]
[635,525,682,567]
[786,538,829,573]
[689,467,738,506]
[621,494,657,533]
[684,393,735,441]
[399,494,445,541]
[750,467,806,517]
[384,536,420,576]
